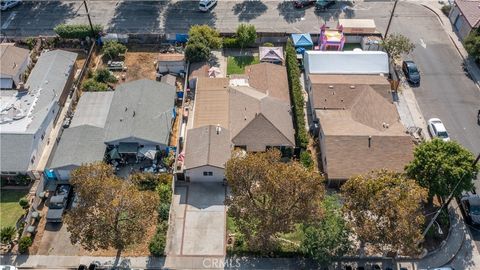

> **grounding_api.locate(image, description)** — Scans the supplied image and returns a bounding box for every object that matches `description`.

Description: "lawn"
[0,189,28,229]
[227,56,260,75]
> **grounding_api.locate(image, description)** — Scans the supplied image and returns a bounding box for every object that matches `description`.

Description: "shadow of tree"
[108,1,168,33]
[163,1,216,34]
[232,0,268,22]
[314,1,355,22]
[277,1,306,24]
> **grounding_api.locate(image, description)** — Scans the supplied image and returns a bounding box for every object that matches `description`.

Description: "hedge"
[54,24,103,39]
[285,39,308,149]
[223,37,240,48]
[18,236,32,253]
[149,181,173,256]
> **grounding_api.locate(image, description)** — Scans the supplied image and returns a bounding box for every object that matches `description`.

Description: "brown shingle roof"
[184,125,231,169]
[157,53,184,62]
[245,63,291,103]
[189,62,210,79]
[455,0,480,28]
[0,44,29,77]
[192,78,230,129]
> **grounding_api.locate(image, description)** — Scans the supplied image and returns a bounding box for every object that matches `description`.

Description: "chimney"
[216,124,221,134]
[17,82,28,92]
[368,136,372,148]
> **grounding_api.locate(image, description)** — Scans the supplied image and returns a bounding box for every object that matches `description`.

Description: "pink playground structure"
[317,24,345,51]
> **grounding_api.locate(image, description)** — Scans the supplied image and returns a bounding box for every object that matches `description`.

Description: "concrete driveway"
[166,182,226,267]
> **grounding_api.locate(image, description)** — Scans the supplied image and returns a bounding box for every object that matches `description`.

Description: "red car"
[293,0,315,8]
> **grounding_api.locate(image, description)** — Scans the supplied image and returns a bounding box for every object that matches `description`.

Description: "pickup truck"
[46,185,71,223]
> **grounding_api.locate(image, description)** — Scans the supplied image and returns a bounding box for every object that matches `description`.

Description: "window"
[203,171,213,176]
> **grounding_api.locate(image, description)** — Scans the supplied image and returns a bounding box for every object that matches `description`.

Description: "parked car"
[62,117,71,128]
[402,60,421,85]
[198,0,217,12]
[477,109,480,125]
[459,191,480,225]
[315,0,336,10]
[0,0,21,11]
[293,0,315,8]
[427,118,450,141]
[0,266,18,270]
[46,184,71,223]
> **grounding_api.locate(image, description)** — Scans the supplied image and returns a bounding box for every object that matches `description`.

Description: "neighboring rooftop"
[0,50,77,133]
[454,0,480,28]
[244,63,290,103]
[0,43,30,77]
[184,125,231,169]
[157,53,185,62]
[188,62,210,79]
[0,133,35,172]
[70,92,114,128]
[104,79,176,145]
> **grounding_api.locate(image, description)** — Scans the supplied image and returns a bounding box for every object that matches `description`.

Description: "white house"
[0,44,30,89]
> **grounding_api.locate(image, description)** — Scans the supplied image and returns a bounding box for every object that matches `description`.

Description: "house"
[309,75,414,186]
[48,92,114,181]
[259,46,284,64]
[449,0,480,41]
[0,50,77,179]
[157,53,185,74]
[104,79,176,155]
[183,63,295,182]
[0,44,30,89]
[184,125,231,182]
[187,61,210,91]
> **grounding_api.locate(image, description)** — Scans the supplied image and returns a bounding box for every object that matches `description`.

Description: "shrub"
[223,37,240,48]
[149,222,167,256]
[441,5,451,16]
[102,41,127,60]
[93,68,117,83]
[158,203,170,221]
[82,78,109,92]
[54,24,102,39]
[0,226,16,244]
[236,23,257,49]
[300,151,314,169]
[285,39,308,148]
[130,173,171,191]
[185,42,211,62]
[18,236,32,253]
[262,42,274,47]
[18,197,29,208]
[157,183,173,203]
[464,31,480,60]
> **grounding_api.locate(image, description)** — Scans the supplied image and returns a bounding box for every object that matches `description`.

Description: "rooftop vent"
[216,124,221,135]
[368,136,372,148]
[350,85,355,89]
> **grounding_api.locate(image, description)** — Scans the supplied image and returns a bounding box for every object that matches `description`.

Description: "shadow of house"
[108,1,168,33]
[232,0,268,22]
[277,1,306,24]
[163,1,216,34]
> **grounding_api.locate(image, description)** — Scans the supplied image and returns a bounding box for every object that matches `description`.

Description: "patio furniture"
[26,225,36,234]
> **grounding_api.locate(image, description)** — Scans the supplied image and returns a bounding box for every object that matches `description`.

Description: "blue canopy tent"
[291,33,313,50]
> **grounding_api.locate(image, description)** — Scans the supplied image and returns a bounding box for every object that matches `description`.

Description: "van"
[199,0,217,12]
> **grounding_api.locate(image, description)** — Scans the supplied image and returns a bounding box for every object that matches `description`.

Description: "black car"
[293,0,315,8]
[402,60,421,85]
[46,185,71,223]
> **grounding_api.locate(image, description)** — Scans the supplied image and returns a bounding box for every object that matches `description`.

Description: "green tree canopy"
[405,139,478,201]
[188,25,222,49]
[93,68,118,84]
[225,149,325,251]
[341,170,427,255]
[65,162,159,252]
[301,195,353,266]
[464,31,480,60]
[185,42,211,62]
[381,33,415,62]
[236,24,257,49]
[102,41,127,60]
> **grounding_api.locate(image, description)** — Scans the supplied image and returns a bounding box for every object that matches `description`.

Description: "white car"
[0,266,18,270]
[199,0,217,12]
[0,0,21,11]
[428,118,450,141]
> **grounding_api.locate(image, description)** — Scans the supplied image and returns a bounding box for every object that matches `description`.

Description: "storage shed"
[259,46,284,64]
[157,54,185,74]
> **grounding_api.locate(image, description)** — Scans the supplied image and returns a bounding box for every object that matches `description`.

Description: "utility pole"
[420,153,480,242]
[384,0,398,38]
[83,0,96,38]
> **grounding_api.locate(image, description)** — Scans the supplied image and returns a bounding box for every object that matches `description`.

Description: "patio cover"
[208,67,222,78]
[108,148,121,160]
[291,33,313,47]
[138,145,158,160]
[259,47,284,62]
[118,142,139,154]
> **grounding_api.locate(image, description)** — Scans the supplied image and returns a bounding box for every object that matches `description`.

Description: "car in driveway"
[459,191,480,225]
[427,118,450,141]
[402,60,421,85]
[0,0,21,11]
[46,185,71,223]
[293,0,315,8]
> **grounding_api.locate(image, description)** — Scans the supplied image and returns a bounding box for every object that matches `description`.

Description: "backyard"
[227,56,259,75]
[0,189,28,229]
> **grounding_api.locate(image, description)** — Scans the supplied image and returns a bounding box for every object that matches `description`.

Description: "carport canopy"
[118,142,139,154]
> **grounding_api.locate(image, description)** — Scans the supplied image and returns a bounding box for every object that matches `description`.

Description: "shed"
[338,19,376,34]
[259,47,284,63]
[157,54,185,74]
[291,33,313,49]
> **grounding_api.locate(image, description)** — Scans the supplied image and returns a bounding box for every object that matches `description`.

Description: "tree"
[102,41,127,60]
[188,25,222,49]
[94,68,118,83]
[301,195,353,266]
[405,139,479,203]
[82,78,109,92]
[381,33,415,62]
[0,226,16,245]
[18,197,29,208]
[185,42,211,62]
[341,170,427,256]
[236,23,257,49]
[65,162,159,253]
[225,149,324,251]
[464,31,480,60]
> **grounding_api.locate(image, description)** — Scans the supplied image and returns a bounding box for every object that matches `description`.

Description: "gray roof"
[49,125,106,169]
[0,133,34,172]
[104,79,176,145]
[184,125,231,169]
[70,92,114,128]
